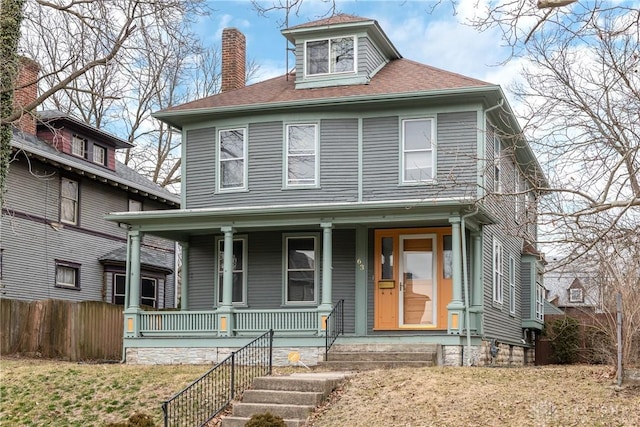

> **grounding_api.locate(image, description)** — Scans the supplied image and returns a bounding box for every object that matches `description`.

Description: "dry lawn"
[0,358,638,427]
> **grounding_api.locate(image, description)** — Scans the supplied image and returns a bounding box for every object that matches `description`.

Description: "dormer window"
[93,145,106,165]
[305,36,355,76]
[72,135,87,159]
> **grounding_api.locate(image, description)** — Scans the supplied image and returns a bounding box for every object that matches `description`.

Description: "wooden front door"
[374,228,452,330]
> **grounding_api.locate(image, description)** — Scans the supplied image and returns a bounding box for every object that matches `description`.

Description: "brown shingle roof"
[288,14,371,29]
[162,59,493,114]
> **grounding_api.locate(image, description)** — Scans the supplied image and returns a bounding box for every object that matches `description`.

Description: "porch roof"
[106,198,497,241]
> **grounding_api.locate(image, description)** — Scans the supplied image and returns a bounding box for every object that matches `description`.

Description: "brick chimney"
[221,28,246,93]
[13,56,40,135]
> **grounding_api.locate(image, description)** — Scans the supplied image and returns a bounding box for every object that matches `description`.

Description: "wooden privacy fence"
[0,299,123,361]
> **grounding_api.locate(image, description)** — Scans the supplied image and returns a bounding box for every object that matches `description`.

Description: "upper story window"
[509,256,516,314]
[71,135,87,159]
[493,237,504,304]
[493,131,502,194]
[286,124,318,187]
[216,236,247,305]
[285,235,318,305]
[218,128,247,192]
[305,36,355,76]
[569,288,584,303]
[93,145,106,166]
[60,177,79,225]
[402,118,435,183]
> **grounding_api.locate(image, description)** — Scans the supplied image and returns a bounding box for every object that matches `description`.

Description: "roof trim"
[38,110,134,149]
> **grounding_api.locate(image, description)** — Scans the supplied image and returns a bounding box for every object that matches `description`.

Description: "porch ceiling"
[106,199,497,241]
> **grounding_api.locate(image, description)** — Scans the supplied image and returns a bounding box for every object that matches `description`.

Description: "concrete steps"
[220,372,348,427]
[318,343,439,371]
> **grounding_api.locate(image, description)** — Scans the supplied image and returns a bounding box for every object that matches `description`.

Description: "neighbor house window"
[493,238,504,304]
[60,177,79,225]
[286,124,318,187]
[113,273,158,308]
[55,260,80,289]
[402,118,435,183]
[509,256,516,314]
[71,135,87,158]
[93,145,106,165]
[113,274,126,305]
[569,288,584,303]
[305,36,355,76]
[216,237,247,305]
[493,131,502,193]
[218,128,246,191]
[285,235,317,304]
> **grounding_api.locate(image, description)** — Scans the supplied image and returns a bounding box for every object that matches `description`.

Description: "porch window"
[401,118,435,183]
[509,256,516,315]
[218,128,246,191]
[55,260,80,289]
[305,36,355,76]
[286,124,318,187]
[216,237,247,305]
[493,238,504,304]
[285,236,317,304]
[60,177,79,225]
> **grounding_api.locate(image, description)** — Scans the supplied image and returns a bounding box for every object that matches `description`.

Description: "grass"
[1,358,638,426]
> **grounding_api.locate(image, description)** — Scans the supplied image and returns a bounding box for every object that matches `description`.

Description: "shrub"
[244,412,287,427]
[549,316,580,364]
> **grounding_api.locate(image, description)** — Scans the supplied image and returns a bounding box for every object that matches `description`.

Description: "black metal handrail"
[162,329,274,427]
[325,299,345,360]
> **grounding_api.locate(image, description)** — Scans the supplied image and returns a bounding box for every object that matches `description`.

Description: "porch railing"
[235,308,318,334]
[162,329,274,427]
[325,299,345,359]
[139,311,217,336]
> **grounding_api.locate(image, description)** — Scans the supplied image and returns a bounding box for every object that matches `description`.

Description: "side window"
[141,277,157,308]
[493,130,502,194]
[493,238,504,304]
[509,256,516,314]
[113,273,126,305]
[55,260,80,289]
[401,118,435,184]
[285,235,317,304]
[60,177,79,225]
[286,124,318,187]
[218,128,246,191]
[216,237,247,305]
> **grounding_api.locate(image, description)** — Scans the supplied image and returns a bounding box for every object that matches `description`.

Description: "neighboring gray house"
[107,15,549,365]
[1,58,180,308]
[545,257,601,312]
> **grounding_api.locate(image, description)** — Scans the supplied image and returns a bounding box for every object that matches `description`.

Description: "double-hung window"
[509,256,516,314]
[218,128,246,191]
[217,237,247,305]
[306,36,355,76]
[71,135,87,158]
[493,131,502,193]
[60,177,79,225]
[402,118,435,183]
[285,235,317,304]
[536,282,545,321]
[493,238,504,304]
[286,124,318,187]
[55,260,80,289]
[93,145,106,166]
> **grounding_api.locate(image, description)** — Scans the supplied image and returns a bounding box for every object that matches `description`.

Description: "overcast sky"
[197,0,521,92]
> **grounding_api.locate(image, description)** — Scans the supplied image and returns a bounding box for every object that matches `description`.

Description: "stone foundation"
[441,341,534,366]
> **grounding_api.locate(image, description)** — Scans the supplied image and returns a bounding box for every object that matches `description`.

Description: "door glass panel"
[402,237,435,325]
[443,235,452,279]
[381,237,393,280]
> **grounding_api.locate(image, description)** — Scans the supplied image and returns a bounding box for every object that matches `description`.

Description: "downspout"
[461,208,478,366]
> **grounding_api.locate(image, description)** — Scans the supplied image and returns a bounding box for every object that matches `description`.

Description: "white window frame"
[217,127,247,192]
[55,261,80,289]
[93,144,106,165]
[569,288,584,303]
[285,123,318,187]
[60,177,79,225]
[304,36,356,77]
[71,135,87,158]
[536,283,545,321]
[401,117,436,184]
[140,277,157,308]
[493,237,504,304]
[509,256,516,315]
[493,131,502,194]
[215,236,248,306]
[284,234,319,305]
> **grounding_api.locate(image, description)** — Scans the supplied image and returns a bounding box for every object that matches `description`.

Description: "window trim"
[535,282,545,321]
[304,35,357,77]
[112,272,159,308]
[569,288,584,303]
[60,177,79,225]
[55,260,81,290]
[509,256,516,315]
[140,276,158,308]
[215,235,248,306]
[92,144,106,166]
[71,135,87,159]
[217,127,248,193]
[283,234,319,306]
[400,117,436,185]
[285,123,319,188]
[493,237,504,304]
[493,129,502,194]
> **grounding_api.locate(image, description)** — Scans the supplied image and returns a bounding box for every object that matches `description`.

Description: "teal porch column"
[447,216,465,334]
[180,242,189,311]
[217,226,235,336]
[318,222,333,334]
[124,230,141,338]
[469,232,484,334]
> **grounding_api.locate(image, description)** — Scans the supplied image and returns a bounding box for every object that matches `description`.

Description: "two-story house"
[107,15,548,366]
[1,57,180,309]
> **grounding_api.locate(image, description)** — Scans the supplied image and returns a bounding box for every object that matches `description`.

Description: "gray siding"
[521,260,532,319]
[186,235,216,310]
[358,36,386,77]
[184,127,216,209]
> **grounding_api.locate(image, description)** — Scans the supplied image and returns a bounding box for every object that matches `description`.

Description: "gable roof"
[287,13,371,29]
[156,59,495,128]
[11,128,180,207]
[38,110,133,149]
